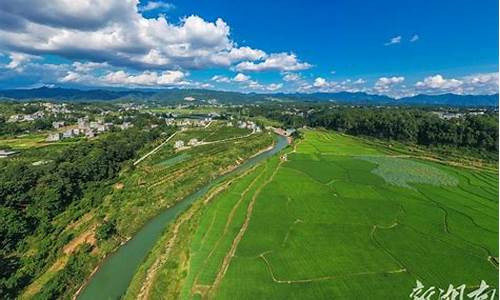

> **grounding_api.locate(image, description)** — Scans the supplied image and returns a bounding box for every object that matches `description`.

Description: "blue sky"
[0,0,498,97]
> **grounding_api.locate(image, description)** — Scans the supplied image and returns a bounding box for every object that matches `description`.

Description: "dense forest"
[0,127,167,298]
[243,105,499,155]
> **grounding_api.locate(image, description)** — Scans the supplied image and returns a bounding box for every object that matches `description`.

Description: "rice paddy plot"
[360,156,459,189]
[134,129,498,299]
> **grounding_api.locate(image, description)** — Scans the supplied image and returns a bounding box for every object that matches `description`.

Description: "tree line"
[242,105,498,154]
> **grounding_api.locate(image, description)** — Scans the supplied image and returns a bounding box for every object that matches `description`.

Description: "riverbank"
[75,134,288,299]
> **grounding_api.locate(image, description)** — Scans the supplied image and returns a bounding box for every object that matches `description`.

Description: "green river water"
[77,135,288,300]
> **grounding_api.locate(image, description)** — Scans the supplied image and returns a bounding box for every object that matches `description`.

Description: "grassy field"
[130,128,498,299]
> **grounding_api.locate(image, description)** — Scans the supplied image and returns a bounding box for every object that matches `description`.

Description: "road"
[133,131,178,166]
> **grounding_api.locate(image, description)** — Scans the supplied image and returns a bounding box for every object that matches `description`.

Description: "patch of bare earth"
[63,226,97,254]
[21,226,97,299]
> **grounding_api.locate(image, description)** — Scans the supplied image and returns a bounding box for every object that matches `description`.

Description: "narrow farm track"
[198,211,218,248]
[134,131,178,166]
[136,213,190,300]
[259,253,407,284]
[281,219,303,246]
[368,207,416,280]
[404,224,491,260]
[207,160,283,298]
[191,165,268,289]
[410,190,496,259]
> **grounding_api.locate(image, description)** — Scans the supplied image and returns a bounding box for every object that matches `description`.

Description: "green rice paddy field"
[130,129,498,299]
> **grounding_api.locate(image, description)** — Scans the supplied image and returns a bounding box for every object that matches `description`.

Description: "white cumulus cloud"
[0,0,309,73]
[139,1,175,12]
[60,69,187,87]
[235,53,311,72]
[384,35,401,46]
[374,76,405,92]
[415,73,498,95]
[232,73,250,82]
[211,75,231,83]
[313,77,328,88]
[282,72,301,81]
[5,52,40,70]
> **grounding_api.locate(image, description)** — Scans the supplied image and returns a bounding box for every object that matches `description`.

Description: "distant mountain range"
[0,87,498,107]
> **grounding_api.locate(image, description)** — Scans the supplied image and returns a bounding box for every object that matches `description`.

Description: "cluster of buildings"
[118,103,148,111]
[41,103,72,114]
[7,111,45,123]
[8,103,75,123]
[237,120,261,132]
[46,117,133,142]
[52,121,65,129]
[432,110,485,120]
[271,127,296,137]
[165,117,212,128]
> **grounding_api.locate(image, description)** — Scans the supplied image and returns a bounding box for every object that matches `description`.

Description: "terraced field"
[128,129,498,299]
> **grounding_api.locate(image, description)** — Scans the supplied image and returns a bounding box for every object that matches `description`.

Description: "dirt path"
[369,224,412,278]
[199,129,256,146]
[134,131,178,166]
[207,160,283,298]
[63,226,96,254]
[259,253,406,284]
[136,212,191,300]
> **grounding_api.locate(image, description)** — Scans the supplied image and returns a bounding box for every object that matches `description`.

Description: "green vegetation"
[18,127,273,298]
[360,156,459,189]
[0,127,164,299]
[131,129,498,299]
[104,126,272,237]
[240,104,499,159]
[1,97,497,300]
[202,125,251,142]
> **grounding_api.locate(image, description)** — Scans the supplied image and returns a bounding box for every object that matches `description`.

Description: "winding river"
[77,134,288,300]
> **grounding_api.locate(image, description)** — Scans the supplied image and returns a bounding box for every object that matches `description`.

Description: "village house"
[46,133,62,142]
[78,117,90,129]
[174,140,185,149]
[62,129,75,139]
[52,121,65,129]
[85,130,95,138]
[119,122,133,130]
[188,138,199,146]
